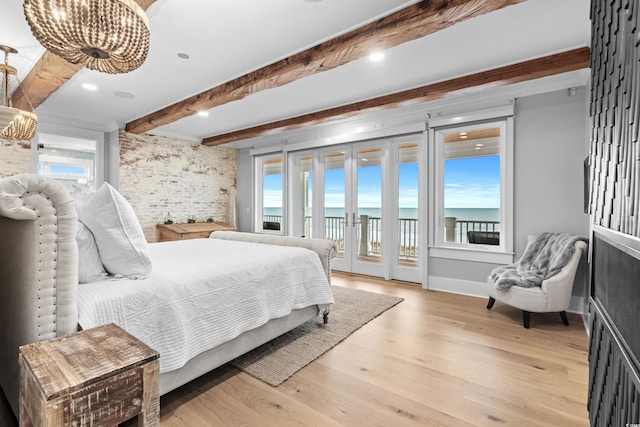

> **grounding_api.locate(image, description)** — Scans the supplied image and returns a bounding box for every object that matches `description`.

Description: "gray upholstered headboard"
[0,173,80,416]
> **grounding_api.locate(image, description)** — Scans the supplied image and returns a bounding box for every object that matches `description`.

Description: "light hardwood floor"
[153,272,589,427]
[1,273,589,427]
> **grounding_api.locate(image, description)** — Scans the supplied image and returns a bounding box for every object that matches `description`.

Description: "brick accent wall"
[119,130,237,242]
[0,139,31,178]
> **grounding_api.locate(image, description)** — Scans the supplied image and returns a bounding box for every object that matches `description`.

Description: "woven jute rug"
[229,285,403,386]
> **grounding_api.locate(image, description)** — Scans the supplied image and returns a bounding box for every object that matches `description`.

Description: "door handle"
[344,213,349,228]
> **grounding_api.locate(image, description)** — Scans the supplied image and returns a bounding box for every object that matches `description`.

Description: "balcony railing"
[444,217,500,245]
[262,214,499,260]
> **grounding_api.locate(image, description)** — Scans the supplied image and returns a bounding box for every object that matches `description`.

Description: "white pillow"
[77,182,152,278]
[76,221,108,283]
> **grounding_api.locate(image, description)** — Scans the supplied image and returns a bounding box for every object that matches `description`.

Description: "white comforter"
[77,238,334,372]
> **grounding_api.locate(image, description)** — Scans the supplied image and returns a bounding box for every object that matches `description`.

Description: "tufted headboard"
[0,174,80,415]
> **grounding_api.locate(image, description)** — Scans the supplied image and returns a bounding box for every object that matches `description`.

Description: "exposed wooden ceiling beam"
[11,54,82,112]
[202,47,590,146]
[125,0,525,134]
[11,0,157,112]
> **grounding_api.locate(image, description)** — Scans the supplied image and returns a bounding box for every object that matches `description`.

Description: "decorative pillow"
[76,182,152,278]
[76,221,108,283]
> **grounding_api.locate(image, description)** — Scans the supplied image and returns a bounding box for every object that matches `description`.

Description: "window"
[430,110,513,263]
[255,154,284,233]
[37,133,99,192]
[287,152,314,237]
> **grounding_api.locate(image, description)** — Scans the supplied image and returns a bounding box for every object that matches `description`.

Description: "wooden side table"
[19,323,159,427]
[156,221,237,242]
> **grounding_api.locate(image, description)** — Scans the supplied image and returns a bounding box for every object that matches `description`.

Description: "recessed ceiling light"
[369,52,384,62]
[475,147,481,150]
[459,132,468,136]
[475,143,484,147]
[460,135,468,139]
[197,111,209,117]
[177,52,190,59]
[114,91,135,99]
[82,83,97,91]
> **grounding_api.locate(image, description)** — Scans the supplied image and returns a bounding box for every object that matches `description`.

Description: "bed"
[0,174,336,417]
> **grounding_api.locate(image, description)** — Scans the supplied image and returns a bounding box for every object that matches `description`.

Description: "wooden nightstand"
[19,323,159,427]
[157,221,237,242]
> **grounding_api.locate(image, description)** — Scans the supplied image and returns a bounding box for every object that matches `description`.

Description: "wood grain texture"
[156,222,237,242]
[203,47,590,146]
[125,0,524,134]
[19,323,159,427]
[11,0,158,111]
[10,52,82,112]
[135,272,589,427]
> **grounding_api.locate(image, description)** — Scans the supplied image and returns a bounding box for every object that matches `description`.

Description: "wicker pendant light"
[23,0,150,74]
[0,46,38,141]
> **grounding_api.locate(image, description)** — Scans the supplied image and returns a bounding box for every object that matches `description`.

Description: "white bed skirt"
[160,305,320,394]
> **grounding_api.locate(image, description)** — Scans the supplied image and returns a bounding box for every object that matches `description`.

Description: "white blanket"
[78,238,334,373]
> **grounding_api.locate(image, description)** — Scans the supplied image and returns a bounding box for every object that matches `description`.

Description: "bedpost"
[0,174,79,416]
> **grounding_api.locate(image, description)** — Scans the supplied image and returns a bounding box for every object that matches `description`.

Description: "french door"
[322,142,385,276]
[288,134,422,282]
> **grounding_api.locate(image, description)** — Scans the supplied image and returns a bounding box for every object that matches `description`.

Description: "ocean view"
[264,207,499,222]
[263,206,500,248]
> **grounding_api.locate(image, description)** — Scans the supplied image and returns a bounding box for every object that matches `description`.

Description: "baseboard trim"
[425,276,486,298]
[425,275,586,315]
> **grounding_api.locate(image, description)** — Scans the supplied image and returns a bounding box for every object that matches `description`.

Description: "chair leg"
[559,311,570,326]
[522,311,531,329]
[486,297,496,310]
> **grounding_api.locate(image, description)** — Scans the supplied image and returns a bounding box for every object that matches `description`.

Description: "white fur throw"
[490,232,587,290]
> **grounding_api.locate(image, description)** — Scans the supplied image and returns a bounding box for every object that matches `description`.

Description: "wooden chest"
[19,323,160,427]
[156,221,237,241]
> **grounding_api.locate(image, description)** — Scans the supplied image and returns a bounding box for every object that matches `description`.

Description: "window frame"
[38,153,95,181]
[428,108,514,265]
[253,153,285,235]
[33,124,105,191]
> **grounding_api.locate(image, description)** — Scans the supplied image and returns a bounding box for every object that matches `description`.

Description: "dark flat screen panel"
[592,234,640,363]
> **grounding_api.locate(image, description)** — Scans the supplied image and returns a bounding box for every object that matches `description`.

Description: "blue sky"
[444,156,500,208]
[263,155,500,209]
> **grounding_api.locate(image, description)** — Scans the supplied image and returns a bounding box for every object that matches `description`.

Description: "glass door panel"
[355,147,382,265]
[397,143,419,268]
[324,151,346,261]
[261,156,283,232]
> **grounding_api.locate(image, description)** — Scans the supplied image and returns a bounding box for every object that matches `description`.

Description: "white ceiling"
[0,0,591,147]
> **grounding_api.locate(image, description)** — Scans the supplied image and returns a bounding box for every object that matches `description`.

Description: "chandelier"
[23,0,150,74]
[0,45,38,141]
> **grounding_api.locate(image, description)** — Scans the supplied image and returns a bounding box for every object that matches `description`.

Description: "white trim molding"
[425,276,586,315]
